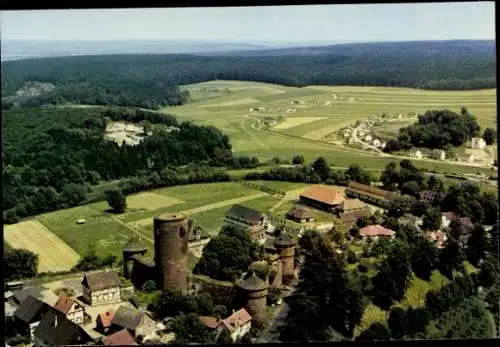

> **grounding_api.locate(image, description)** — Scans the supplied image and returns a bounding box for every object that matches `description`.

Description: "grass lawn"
[37,206,138,258]
[249,180,311,192]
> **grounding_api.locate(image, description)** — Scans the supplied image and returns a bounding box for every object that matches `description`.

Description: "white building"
[53,296,85,325]
[413,150,423,159]
[372,139,381,148]
[82,271,121,306]
[471,137,486,149]
[200,308,252,342]
[364,135,372,142]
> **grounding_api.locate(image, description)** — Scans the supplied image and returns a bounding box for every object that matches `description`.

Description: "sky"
[0,2,496,43]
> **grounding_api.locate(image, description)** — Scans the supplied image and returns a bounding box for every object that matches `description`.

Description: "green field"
[163,81,496,175]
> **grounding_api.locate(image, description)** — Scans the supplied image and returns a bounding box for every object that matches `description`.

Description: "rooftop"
[53,296,77,315]
[237,271,268,292]
[103,328,137,346]
[339,198,366,211]
[82,270,120,291]
[111,305,145,331]
[300,186,344,206]
[226,204,265,224]
[359,224,395,237]
[154,213,187,223]
[286,204,315,219]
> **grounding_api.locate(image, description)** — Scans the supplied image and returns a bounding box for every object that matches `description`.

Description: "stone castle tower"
[273,232,297,285]
[122,237,148,278]
[237,271,269,326]
[154,213,192,293]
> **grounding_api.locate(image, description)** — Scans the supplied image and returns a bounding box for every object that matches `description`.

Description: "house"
[33,309,92,347]
[337,198,371,223]
[225,204,269,230]
[299,186,344,212]
[200,309,252,342]
[418,190,445,205]
[13,295,51,342]
[82,270,121,306]
[364,135,372,142]
[413,150,423,159]
[372,139,381,148]
[102,328,137,346]
[426,230,447,249]
[110,305,156,339]
[53,296,85,325]
[359,225,395,240]
[96,310,115,334]
[345,181,400,208]
[247,225,267,243]
[430,149,446,161]
[286,204,315,223]
[457,153,474,164]
[471,137,486,149]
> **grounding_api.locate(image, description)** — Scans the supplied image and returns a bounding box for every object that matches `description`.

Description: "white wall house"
[414,150,422,159]
[471,137,486,149]
[82,271,121,306]
[53,296,85,325]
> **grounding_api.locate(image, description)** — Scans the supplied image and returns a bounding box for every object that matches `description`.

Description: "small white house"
[471,137,486,149]
[200,309,252,342]
[413,150,423,159]
[364,135,372,142]
[53,296,85,325]
[372,139,381,148]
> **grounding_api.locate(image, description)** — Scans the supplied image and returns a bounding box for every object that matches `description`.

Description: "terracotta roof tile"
[103,328,137,346]
[339,199,366,212]
[220,309,252,333]
[53,296,76,315]
[359,224,395,237]
[199,316,221,329]
[98,310,115,329]
[300,186,344,206]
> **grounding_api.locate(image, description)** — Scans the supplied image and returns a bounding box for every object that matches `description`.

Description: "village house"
[418,190,445,206]
[13,295,51,342]
[372,139,381,148]
[358,225,396,240]
[337,198,371,223]
[299,186,344,212]
[457,153,474,164]
[101,328,137,346]
[426,230,448,249]
[199,308,252,342]
[109,305,156,340]
[33,309,93,347]
[53,296,85,325]
[224,204,270,232]
[430,149,446,161]
[82,271,121,306]
[96,310,115,334]
[471,137,486,149]
[413,150,423,159]
[286,204,315,223]
[345,181,400,208]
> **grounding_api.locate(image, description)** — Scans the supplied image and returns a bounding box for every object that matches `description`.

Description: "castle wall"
[189,275,236,307]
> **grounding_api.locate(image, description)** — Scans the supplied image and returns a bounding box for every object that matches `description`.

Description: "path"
[240,116,269,151]
[351,125,386,155]
[112,215,154,243]
[131,192,269,228]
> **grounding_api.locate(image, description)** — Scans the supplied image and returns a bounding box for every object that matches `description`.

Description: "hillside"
[1,40,495,109]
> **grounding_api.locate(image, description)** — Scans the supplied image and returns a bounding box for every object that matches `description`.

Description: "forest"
[3,106,235,220]
[1,40,496,109]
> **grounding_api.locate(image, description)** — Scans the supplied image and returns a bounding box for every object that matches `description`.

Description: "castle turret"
[273,231,297,285]
[154,213,192,293]
[237,271,268,325]
[122,236,148,279]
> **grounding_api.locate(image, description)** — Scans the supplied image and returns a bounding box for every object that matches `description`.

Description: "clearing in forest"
[4,220,80,273]
[273,116,327,130]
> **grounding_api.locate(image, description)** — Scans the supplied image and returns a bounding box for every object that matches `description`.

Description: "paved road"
[261,285,298,342]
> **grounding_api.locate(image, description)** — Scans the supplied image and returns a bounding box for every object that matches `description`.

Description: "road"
[351,124,386,155]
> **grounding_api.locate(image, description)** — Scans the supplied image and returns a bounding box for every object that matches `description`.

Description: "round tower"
[237,271,269,325]
[273,231,297,285]
[154,213,190,293]
[123,236,148,279]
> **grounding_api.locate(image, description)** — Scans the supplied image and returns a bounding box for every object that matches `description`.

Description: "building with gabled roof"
[13,295,50,342]
[225,204,269,228]
[102,328,137,346]
[286,204,315,223]
[110,305,155,339]
[299,186,344,212]
[96,310,116,334]
[33,309,92,347]
[359,224,395,240]
[82,270,121,306]
[53,296,85,325]
[199,308,252,342]
[345,181,399,208]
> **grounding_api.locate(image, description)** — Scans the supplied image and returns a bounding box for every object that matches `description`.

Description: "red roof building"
[103,328,137,345]
[96,310,115,334]
[359,225,395,238]
[53,296,85,325]
[299,186,344,212]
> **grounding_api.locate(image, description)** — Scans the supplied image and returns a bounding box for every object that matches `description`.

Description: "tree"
[4,249,39,280]
[427,175,445,193]
[412,200,430,217]
[105,189,127,213]
[405,307,431,337]
[380,162,399,190]
[400,180,421,197]
[482,128,496,145]
[357,322,391,341]
[411,237,439,280]
[387,195,416,218]
[292,155,305,165]
[466,225,488,266]
[388,306,408,339]
[421,207,442,231]
[312,157,330,181]
[438,237,465,280]
[346,164,371,184]
[171,313,215,344]
[142,280,157,293]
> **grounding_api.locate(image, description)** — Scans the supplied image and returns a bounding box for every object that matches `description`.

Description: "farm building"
[345,181,399,208]
[418,190,445,205]
[13,295,51,343]
[224,204,270,230]
[299,186,344,212]
[199,308,252,342]
[53,296,85,325]
[337,199,371,223]
[358,225,395,240]
[81,271,121,306]
[33,309,92,347]
[413,150,423,159]
[457,153,474,163]
[102,329,137,346]
[471,137,486,149]
[430,149,446,161]
[286,204,315,223]
[109,305,156,339]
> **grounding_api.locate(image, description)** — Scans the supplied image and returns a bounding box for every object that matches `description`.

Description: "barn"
[345,181,399,208]
[286,204,315,223]
[299,186,344,212]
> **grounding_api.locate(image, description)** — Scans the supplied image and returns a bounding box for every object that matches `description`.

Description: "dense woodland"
[1,40,495,109]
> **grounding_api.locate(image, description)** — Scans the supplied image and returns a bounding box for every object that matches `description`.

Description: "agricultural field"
[163,81,496,175]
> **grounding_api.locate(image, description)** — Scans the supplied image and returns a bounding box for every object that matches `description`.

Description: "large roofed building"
[299,186,344,212]
[337,198,371,223]
[345,181,399,208]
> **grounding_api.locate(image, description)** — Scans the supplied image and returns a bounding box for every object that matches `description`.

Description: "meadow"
[164,81,496,175]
